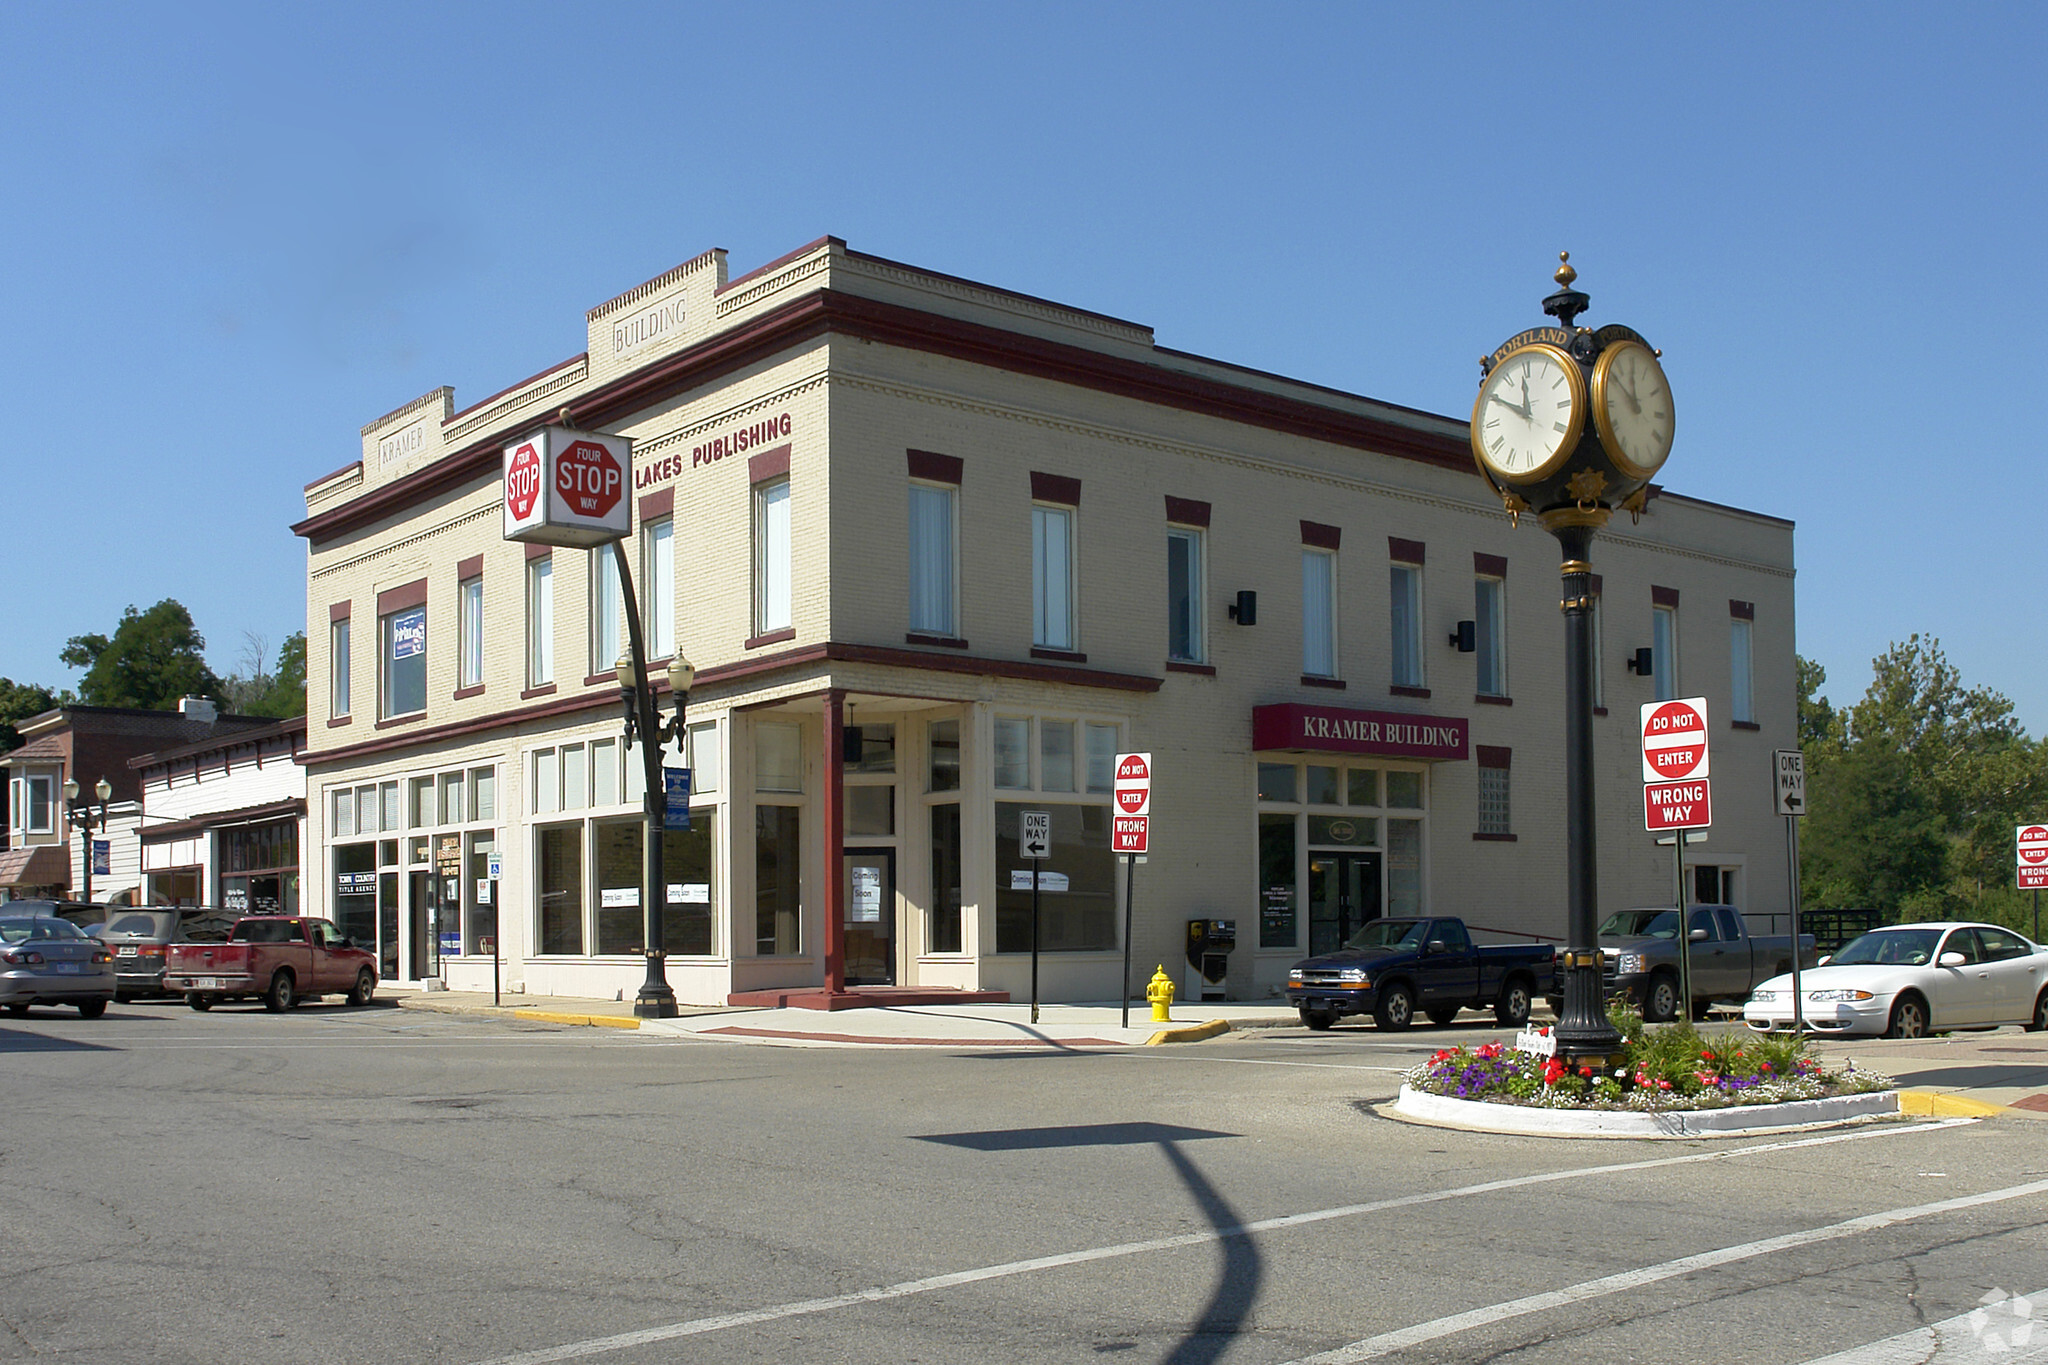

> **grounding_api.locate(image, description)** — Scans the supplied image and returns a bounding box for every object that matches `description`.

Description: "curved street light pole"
[63,776,113,904]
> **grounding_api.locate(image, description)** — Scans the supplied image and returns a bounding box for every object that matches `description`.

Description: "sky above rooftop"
[4,2,2041,732]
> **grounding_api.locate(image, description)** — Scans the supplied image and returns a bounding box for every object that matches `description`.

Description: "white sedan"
[1743,921,2048,1039]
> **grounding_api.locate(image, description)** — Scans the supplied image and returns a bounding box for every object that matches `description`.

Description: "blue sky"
[4,3,2042,732]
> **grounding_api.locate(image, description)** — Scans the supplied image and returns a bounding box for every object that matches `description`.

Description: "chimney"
[179,696,219,724]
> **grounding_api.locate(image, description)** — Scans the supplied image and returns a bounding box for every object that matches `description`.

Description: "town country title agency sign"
[1251,703,1468,762]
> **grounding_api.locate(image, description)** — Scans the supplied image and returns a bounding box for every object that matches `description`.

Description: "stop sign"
[1641,698,1710,783]
[505,442,543,520]
[555,440,625,518]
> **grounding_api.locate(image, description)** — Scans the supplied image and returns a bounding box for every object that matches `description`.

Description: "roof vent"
[178,696,218,724]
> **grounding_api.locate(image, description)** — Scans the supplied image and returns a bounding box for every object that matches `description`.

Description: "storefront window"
[467,832,497,956]
[929,802,963,953]
[1039,721,1076,793]
[1306,765,1341,805]
[472,767,495,821]
[755,806,802,954]
[1307,815,1376,847]
[1347,768,1379,806]
[994,718,1031,790]
[849,724,895,774]
[1387,818,1423,916]
[595,819,644,954]
[1258,813,1297,948]
[995,803,1115,953]
[688,723,721,793]
[1084,723,1118,794]
[928,718,960,793]
[845,786,893,837]
[1257,764,1297,803]
[334,843,378,953]
[755,723,802,793]
[538,824,584,954]
[1386,771,1424,808]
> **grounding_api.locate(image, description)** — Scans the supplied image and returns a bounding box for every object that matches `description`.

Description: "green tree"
[0,677,60,754]
[1801,740,1948,914]
[60,600,225,710]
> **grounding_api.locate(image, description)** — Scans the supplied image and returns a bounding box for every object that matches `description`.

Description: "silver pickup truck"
[1584,904,1818,1023]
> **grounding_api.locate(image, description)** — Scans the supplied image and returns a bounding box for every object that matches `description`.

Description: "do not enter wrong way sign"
[2020,824,2048,890]
[1113,751,1150,853]
[1641,698,1710,783]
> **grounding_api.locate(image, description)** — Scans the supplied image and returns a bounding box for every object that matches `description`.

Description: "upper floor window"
[458,574,484,691]
[329,614,351,720]
[1302,548,1336,678]
[1389,561,1422,688]
[1652,593,1679,701]
[1166,526,1204,663]
[1730,602,1754,724]
[527,555,554,687]
[1033,505,1075,650]
[21,775,55,834]
[644,516,675,660]
[378,589,427,720]
[754,479,791,636]
[908,482,957,637]
[589,547,622,677]
[1474,575,1506,697]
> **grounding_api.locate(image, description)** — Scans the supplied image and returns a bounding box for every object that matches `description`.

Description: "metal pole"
[492,876,501,1009]
[1787,814,1804,1032]
[1674,828,1692,1019]
[1120,853,1136,1029]
[2034,889,2039,945]
[80,813,93,903]
[1030,867,1041,1025]
[1548,523,1621,1060]
[611,540,677,1019]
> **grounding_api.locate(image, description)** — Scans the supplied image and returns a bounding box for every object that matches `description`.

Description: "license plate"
[53,963,85,974]
[197,977,222,990]
[118,946,138,956]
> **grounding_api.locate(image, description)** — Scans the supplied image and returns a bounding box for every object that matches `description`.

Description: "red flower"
[1542,1058,1566,1085]
[1578,1065,1593,1078]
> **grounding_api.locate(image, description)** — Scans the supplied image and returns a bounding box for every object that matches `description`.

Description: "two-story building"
[293,237,1797,1004]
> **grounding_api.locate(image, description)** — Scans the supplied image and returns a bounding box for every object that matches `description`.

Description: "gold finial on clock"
[1554,252,1577,289]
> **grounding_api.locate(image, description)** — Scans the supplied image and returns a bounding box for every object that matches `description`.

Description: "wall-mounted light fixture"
[1227,591,1257,625]
[1449,620,1476,653]
[1625,647,1654,675]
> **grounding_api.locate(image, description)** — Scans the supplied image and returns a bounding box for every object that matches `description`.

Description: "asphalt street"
[3,1001,2044,1365]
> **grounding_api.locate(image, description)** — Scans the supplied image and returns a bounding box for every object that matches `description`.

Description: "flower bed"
[1402,1006,1894,1114]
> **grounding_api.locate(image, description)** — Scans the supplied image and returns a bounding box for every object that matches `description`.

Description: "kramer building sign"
[1251,703,1468,761]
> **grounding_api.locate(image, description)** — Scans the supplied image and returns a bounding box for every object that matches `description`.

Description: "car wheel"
[5,1002,29,1016]
[1426,1007,1461,1027]
[186,993,212,1012]
[1299,1006,1336,1031]
[347,969,376,1007]
[1886,994,1930,1040]
[1641,974,1680,1024]
[1375,983,1414,1031]
[264,970,297,1013]
[1495,980,1533,1028]
[77,999,107,1019]
[2026,989,2047,1034]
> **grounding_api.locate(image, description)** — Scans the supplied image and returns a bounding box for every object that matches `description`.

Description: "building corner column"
[823,689,846,994]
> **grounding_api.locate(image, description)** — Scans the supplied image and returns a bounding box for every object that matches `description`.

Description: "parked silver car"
[0,915,117,1017]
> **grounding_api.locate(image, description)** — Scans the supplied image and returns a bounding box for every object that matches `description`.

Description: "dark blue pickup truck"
[1285,916,1556,1031]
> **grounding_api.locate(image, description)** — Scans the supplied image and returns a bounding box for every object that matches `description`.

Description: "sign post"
[1021,810,1050,1024]
[1113,753,1151,1028]
[2019,824,2048,941]
[1643,699,1711,1016]
[1776,750,1808,1030]
[487,850,504,1007]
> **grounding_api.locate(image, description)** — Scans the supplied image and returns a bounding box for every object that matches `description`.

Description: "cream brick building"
[293,238,1797,1006]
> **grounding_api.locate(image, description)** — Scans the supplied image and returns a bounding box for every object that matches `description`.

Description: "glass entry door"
[408,870,442,980]
[1308,852,1383,956]
[843,848,896,986]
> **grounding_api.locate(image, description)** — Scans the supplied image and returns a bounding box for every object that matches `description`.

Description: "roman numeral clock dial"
[1591,339,1676,480]
[1470,342,1586,487]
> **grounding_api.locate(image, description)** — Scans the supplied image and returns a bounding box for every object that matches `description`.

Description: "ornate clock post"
[1470,255,1675,1064]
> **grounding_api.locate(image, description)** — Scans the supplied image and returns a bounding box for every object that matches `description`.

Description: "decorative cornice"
[588,247,725,322]
[360,386,454,439]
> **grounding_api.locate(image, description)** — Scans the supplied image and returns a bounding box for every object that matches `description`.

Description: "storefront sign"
[634,411,795,488]
[336,871,376,895]
[377,418,430,467]
[851,865,883,922]
[1250,704,1468,761]
[601,887,640,908]
[1009,869,1071,892]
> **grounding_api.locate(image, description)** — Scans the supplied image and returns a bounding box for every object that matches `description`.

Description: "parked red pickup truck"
[162,916,378,1012]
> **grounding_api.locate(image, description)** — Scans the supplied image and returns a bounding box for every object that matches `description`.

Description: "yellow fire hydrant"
[1146,965,1176,1023]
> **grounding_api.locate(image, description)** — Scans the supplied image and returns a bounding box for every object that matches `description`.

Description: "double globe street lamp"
[614,648,695,1019]
[63,776,114,904]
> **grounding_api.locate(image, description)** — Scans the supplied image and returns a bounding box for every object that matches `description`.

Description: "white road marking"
[1280,1178,2048,1364]
[465,1118,1979,1365]
[1794,1286,2048,1363]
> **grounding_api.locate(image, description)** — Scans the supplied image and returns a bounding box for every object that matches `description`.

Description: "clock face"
[1471,343,1585,484]
[1591,340,1674,479]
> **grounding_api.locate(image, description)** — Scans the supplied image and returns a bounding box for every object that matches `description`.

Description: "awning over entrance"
[0,844,71,890]
[1251,702,1468,761]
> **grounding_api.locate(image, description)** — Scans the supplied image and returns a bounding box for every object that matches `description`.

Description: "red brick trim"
[1389,537,1425,565]
[1475,694,1513,706]
[521,684,558,700]
[326,715,353,729]
[1477,745,1512,769]
[329,600,352,622]
[1030,471,1081,506]
[1474,552,1508,578]
[1729,599,1754,620]
[1732,720,1762,731]
[1165,661,1215,676]
[1389,685,1431,699]
[455,555,484,581]
[1653,585,1680,608]
[1300,520,1341,550]
[748,443,792,485]
[452,684,486,701]
[583,671,618,688]
[1164,496,1211,527]
[525,541,552,560]
[905,633,969,650]
[1471,832,1520,842]
[377,579,428,616]
[639,488,674,520]
[907,449,963,485]
[1030,647,1087,664]
[1301,675,1346,689]
[373,711,426,731]
[746,628,797,650]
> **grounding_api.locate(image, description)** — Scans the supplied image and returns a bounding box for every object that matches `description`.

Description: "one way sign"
[1021,810,1051,859]
[1774,750,1806,818]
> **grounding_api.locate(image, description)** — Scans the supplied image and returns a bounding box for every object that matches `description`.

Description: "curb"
[511,1010,641,1030]
[1897,1090,2008,1118]
[1146,1019,1233,1045]
[1388,1084,1904,1138]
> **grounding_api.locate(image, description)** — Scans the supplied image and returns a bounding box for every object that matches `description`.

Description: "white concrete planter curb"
[1392,1084,1902,1139]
